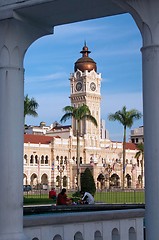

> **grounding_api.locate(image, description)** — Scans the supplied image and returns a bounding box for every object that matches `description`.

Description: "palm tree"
[108,106,142,188]
[24,94,39,124]
[135,142,144,188]
[60,104,98,191]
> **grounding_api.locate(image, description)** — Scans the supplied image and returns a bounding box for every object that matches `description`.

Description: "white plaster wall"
[24,209,144,240]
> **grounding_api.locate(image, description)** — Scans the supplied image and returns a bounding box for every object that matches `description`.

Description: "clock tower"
[70,43,102,143]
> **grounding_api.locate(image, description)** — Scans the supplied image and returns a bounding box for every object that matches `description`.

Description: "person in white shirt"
[81,191,95,204]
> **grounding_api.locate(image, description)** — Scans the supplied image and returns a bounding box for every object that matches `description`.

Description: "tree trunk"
[122,126,126,188]
[76,120,80,191]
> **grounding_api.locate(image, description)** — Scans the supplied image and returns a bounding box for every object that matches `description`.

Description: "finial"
[80,42,91,57]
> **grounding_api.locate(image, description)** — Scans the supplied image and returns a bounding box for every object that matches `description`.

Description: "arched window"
[24,154,27,164]
[63,176,67,187]
[94,231,103,240]
[138,175,142,185]
[60,156,63,164]
[129,227,136,240]
[41,155,44,164]
[41,173,48,185]
[56,156,59,165]
[112,228,120,240]
[45,155,48,164]
[53,234,62,240]
[35,155,38,164]
[126,174,131,188]
[56,176,60,187]
[64,156,67,164]
[74,231,84,240]
[30,155,34,164]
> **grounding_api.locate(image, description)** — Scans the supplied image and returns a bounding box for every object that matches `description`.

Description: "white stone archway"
[0,1,159,240]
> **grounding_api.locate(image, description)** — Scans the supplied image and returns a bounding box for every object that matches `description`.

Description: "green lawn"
[94,190,145,204]
[23,190,145,205]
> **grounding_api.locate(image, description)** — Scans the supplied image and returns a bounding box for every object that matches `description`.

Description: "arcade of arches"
[23,140,144,190]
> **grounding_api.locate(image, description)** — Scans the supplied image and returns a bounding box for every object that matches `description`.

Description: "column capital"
[113,0,159,47]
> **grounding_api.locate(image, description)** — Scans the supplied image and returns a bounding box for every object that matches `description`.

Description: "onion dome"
[74,43,97,72]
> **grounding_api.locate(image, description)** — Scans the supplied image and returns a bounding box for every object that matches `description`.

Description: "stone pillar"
[0,18,52,240]
[113,0,159,239]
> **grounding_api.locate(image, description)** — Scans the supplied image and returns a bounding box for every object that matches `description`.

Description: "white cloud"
[25,72,67,82]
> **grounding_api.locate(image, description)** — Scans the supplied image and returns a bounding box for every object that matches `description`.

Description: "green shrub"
[81,168,96,196]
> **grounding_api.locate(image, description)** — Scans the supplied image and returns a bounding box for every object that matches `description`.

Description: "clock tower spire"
[70,44,101,145]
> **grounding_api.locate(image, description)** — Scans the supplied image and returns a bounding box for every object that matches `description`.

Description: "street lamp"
[57,157,65,190]
[105,164,113,189]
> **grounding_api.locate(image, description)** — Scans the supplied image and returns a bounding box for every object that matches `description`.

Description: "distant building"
[24,44,144,190]
[130,126,144,144]
[101,119,109,139]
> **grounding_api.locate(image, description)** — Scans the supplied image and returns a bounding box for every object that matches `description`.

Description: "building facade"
[24,44,144,190]
[130,126,144,144]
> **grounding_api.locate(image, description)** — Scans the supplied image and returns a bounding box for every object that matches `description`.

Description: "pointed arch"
[112,228,120,240]
[53,234,62,240]
[129,227,136,240]
[0,46,10,66]
[74,231,84,240]
[94,230,103,240]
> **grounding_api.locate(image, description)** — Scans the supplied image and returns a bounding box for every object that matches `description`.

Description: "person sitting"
[56,188,71,205]
[81,191,95,204]
[49,188,57,200]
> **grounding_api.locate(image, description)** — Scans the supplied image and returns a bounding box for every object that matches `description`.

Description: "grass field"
[94,190,145,204]
[23,190,145,205]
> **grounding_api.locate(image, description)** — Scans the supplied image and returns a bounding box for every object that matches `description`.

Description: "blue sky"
[24,13,143,142]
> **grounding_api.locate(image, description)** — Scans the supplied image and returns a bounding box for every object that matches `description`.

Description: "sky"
[24,13,143,142]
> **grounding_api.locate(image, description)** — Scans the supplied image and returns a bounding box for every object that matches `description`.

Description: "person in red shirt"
[56,188,71,205]
[49,188,57,200]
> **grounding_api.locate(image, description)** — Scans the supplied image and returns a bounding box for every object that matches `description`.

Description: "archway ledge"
[1,0,126,27]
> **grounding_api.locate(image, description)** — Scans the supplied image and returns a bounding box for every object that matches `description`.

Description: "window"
[45,155,48,164]
[64,156,67,164]
[35,155,38,164]
[41,155,44,164]
[60,156,63,164]
[112,228,120,240]
[30,155,34,164]
[24,154,27,164]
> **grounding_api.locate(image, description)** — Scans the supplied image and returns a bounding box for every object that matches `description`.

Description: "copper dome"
[74,44,97,72]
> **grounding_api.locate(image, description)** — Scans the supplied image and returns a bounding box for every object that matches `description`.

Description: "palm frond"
[84,115,98,126]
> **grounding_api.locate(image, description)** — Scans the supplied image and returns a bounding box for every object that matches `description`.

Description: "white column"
[0,18,52,240]
[141,45,159,240]
[113,0,159,239]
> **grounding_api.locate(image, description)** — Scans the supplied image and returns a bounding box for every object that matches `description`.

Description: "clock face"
[90,82,96,91]
[76,82,82,91]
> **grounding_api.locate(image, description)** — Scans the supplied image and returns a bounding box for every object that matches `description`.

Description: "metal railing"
[94,189,145,204]
[23,187,145,204]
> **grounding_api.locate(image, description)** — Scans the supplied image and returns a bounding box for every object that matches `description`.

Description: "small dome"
[74,43,97,72]
[40,121,46,127]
